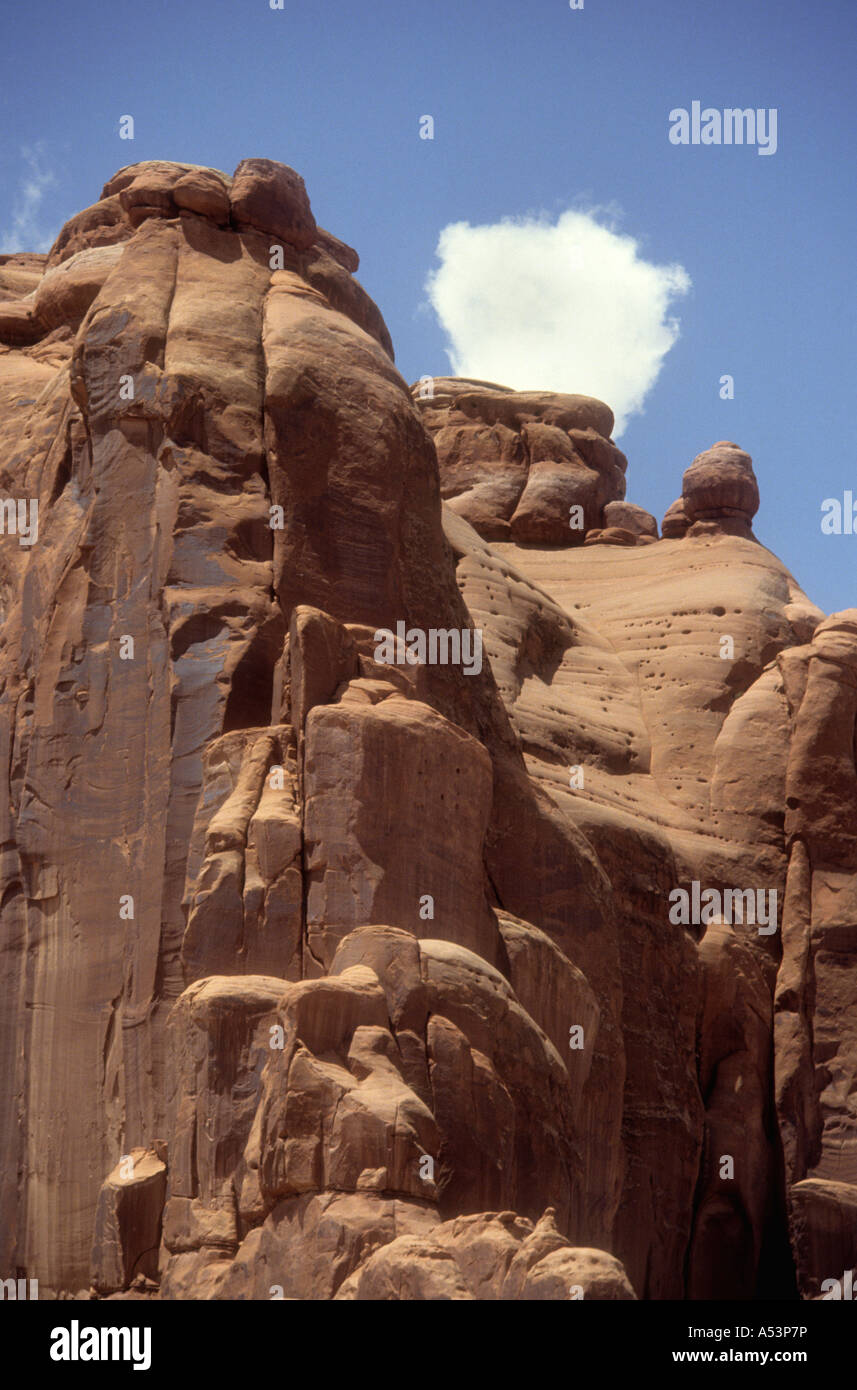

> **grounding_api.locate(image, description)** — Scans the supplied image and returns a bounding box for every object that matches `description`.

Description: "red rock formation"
[0,159,854,1302]
[413,376,625,543]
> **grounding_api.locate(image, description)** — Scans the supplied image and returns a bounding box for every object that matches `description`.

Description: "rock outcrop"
[412,376,626,544]
[0,160,854,1302]
[661,440,760,542]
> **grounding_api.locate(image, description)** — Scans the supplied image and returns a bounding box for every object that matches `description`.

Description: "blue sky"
[2,0,855,612]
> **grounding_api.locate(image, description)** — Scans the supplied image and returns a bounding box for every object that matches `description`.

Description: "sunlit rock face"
[411,376,626,544]
[0,161,852,1302]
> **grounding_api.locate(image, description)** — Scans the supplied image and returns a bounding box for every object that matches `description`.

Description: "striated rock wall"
[0,160,853,1301]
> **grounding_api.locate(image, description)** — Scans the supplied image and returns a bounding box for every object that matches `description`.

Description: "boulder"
[90,1146,167,1293]
[682,441,760,538]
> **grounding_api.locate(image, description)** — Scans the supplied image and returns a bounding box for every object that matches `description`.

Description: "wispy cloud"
[425,208,691,437]
[0,143,59,254]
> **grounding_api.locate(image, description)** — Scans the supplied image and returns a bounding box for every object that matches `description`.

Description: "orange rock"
[2,160,854,1304]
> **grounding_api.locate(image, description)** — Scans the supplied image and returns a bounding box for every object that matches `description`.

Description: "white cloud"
[425,209,691,437]
[0,144,58,254]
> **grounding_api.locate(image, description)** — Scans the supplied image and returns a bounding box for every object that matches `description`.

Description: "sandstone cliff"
[0,160,853,1301]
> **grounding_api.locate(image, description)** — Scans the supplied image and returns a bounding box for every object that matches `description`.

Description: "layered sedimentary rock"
[416,378,854,1299]
[413,376,626,544]
[0,162,854,1302]
[661,440,760,542]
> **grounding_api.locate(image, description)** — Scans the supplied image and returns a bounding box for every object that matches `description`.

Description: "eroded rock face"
[0,159,854,1301]
[682,441,759,538]
[91,1146,168,1294]
[661,497,689,538]
[434,437,853,1297]
[773,613,857,1296]
[411,377,626,544]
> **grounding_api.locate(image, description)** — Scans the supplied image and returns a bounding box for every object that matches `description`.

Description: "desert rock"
[0,159,854,1302]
